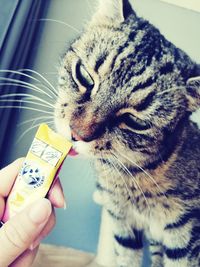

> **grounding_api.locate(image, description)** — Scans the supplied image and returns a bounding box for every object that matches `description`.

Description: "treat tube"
[1,124,72,224]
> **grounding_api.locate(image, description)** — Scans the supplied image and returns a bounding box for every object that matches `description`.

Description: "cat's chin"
[72,140,94,159]
[54,123,96,158]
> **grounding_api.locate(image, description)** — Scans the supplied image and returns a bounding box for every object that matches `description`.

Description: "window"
[0,0,18,48]
[0,0,49,167]
[160,0,200,12]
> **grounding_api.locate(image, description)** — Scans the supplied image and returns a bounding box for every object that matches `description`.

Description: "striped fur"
[55,1,200,266]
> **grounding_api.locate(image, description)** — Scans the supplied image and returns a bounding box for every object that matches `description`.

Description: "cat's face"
[54,0,199,168]
[22,165,41,186]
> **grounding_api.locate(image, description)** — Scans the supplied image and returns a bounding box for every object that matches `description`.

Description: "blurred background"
[0,0,200,262]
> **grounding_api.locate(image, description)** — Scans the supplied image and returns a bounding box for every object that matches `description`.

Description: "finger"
[0,198,51,267]
[39,208,56,238]
[0,196,5,219]
[30,209,56,250]
[48,178,66,208]
[0,158,24,197]
[10,246,39,267]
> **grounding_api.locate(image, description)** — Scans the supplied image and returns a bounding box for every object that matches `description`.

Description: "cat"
[54,0,200,266]
[22,164,41,186]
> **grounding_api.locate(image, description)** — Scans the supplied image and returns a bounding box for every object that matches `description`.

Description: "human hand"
[0,158,66,267]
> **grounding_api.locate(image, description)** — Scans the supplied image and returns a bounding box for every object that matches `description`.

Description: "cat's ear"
[93,0,135,24]
[186,76,200,112]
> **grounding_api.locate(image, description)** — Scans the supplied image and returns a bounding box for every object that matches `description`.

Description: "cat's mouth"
[67,130,88,157]
[68,129,95,158]
[69,147,79,156]
[68,129,80,157]
[55,123,94,157]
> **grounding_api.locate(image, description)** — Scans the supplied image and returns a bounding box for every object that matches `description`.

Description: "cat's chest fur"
[94,175,169,243]
[94,149,188,243]
[92,126,200,254]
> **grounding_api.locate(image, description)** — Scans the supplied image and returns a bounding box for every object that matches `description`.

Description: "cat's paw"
[93,190,104,205]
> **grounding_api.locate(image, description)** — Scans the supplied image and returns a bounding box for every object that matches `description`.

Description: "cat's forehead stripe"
[94,52,109,72]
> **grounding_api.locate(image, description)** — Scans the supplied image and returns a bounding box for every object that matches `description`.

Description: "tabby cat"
[54,0,200,266]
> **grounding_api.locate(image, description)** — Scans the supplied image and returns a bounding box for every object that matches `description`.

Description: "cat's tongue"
[69,147,79,156]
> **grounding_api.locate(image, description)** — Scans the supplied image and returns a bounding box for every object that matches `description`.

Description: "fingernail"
[63,199,67,210]
[29,198,51,224]
[29,236,43,251]
[48,176,59,196]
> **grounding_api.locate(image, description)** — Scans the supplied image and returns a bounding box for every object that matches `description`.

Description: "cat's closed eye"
[119,113,150,131]
[73,61,94,91]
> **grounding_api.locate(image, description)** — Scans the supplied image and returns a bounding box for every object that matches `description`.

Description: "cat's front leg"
[114,224,143,267]
[162,219,200,267]
[98,207,143,267]
[149,239,164,267]
[86,207,116,267]
[87,206,143,267]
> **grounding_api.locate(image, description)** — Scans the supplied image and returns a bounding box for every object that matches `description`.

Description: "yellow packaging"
[2,124,72,222]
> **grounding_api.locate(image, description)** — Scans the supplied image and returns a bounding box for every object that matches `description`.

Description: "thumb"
[0,198,52,267]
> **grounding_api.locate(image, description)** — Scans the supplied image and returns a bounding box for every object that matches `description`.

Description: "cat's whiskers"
[31,118,54,130]
[102,155,121,198]
[0,104,54,115]
[0,69,57,98]
[19,68,58,97]
[18,115,54,127]
[106,158,134,233]
[86,0,94,15]
[108,161,121,198]
[99,155,129,207]
[113,138,166,198]
[109,156,132,200]
[117,149,167,199]
[0,78,54,99]
[33,83,58,98]
[17,120,53,144]
[0,83,53,103]
[0,97,54,109]
[99,154,111,194]
[46,121,55,128]
[110,149,139,191]
[39,19,81,34]
[1,90,66,112]
[0,82,54,100]
[0,99,53,110]
[17,120,53,143]
[111,151,150,211]
[111,159,132,205]
[0,93,55,108]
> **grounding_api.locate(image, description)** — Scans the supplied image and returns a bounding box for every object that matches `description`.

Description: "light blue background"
[3,0,200,263]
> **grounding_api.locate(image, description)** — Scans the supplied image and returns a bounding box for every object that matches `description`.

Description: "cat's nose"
[70,111,105,142]
[70,122,102,142]
[71,130,83,141]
